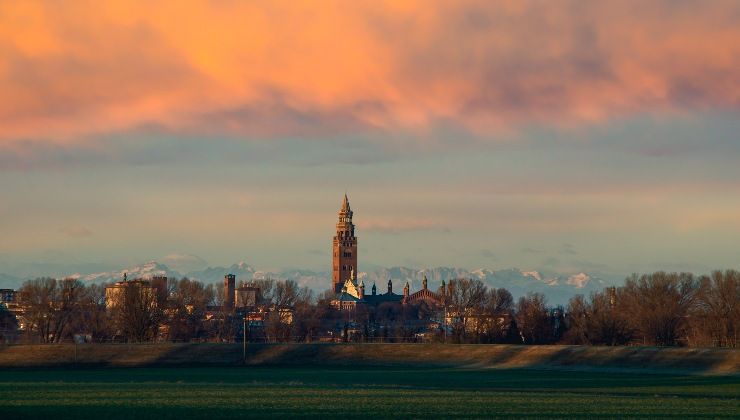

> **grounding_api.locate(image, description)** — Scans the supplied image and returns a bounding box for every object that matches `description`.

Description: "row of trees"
[2,270,738,347]
[564,271,739,347]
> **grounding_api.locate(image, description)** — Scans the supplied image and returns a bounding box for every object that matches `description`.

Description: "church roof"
[406,288,444,305]
[364,292,403,304]
[342,278,361,299]
[334,292,360,302]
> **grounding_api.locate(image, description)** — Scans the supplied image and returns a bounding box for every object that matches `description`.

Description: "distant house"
[0,289,16,304]
[235,286,260,309]
[104,275,166,310]
[0,288,24,331]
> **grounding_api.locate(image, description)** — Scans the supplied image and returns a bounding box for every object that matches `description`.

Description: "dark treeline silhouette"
[2,270,738,347]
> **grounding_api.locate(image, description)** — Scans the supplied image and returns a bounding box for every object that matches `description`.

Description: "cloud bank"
[0,0,738,145]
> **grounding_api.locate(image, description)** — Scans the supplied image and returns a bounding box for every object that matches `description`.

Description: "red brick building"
[332,194,357,293]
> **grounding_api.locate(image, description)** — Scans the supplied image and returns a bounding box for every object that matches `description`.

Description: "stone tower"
[332,194,358,293]
[224,274,236,311]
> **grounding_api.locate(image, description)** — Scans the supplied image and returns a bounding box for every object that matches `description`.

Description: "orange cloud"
[0,0,738,144]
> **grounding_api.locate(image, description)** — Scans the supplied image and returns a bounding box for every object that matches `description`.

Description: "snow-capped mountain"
[357,266,613,305]
[22,260,623,306]
[186,262,257,284]
[68,261,181,283]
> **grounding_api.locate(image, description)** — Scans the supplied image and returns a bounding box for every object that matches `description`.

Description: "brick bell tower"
[332,194,358,293]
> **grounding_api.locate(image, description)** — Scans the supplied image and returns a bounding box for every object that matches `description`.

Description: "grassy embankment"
[0,343,737,374]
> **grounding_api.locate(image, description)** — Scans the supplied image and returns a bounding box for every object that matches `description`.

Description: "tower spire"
[341,193,350,212]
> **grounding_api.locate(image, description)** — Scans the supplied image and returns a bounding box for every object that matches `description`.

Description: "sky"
[1,1,739,279]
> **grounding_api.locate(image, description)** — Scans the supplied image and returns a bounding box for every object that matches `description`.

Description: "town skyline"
[0,193,721,307]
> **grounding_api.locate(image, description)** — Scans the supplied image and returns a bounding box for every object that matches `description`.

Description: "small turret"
[422,275,428,290]
[387,278,392,294]
[403,281,410,297]
[358,278,365,300]
[371,282,377,296]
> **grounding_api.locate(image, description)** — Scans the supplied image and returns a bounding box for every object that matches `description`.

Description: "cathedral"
[331,194,444,310]
[332,194,357,293]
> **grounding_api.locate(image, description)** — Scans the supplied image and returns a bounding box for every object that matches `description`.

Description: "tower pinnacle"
[341,193,350,212]
[332,194,358,294]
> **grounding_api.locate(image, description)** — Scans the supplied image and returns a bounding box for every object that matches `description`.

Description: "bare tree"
[479,288,514,343]
[244,278,276,305]
[50,278,86,342]
[588,289,632,345]
[74,283,109,341]
[109,281,162,342]
[691,270,740,347]
[564,294,589,344]
[167,278,214,341]
[19,278,60,343]
[446,278,487,342]
[564,289,632,345]
[263,279,312,342]
[274,280,302,308]
[515,292,552,344]
[622,272,698,346]
[17,277,89,343]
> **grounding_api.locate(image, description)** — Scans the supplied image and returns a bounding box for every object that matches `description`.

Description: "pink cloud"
[0,1,737,144]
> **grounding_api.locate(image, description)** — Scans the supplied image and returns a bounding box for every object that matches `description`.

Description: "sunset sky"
[1,1,739,278]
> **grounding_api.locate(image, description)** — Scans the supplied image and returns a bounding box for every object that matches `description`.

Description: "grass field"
[1,366,738,418]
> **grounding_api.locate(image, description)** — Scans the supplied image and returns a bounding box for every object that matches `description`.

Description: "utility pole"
[243,315,247,364]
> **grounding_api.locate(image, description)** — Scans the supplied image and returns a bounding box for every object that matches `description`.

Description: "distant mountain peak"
[71,261,179,283]
[567,272,591,288]
[33,260,622,306]
[520,270,542,281]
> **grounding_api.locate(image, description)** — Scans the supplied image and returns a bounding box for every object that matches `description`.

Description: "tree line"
[0,270,737,347]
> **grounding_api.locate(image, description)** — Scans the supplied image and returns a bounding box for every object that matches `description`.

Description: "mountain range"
[5,260,624,306]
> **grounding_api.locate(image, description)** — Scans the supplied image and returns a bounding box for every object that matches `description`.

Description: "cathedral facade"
[330,195,444,309]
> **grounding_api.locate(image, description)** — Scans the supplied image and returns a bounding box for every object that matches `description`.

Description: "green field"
[0,366,738,418]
